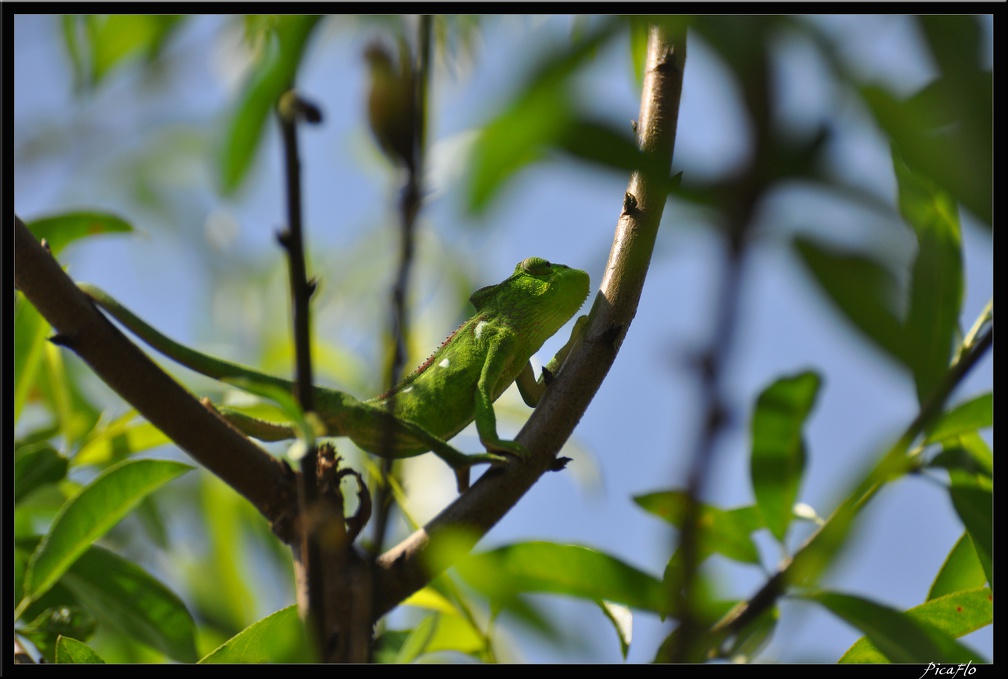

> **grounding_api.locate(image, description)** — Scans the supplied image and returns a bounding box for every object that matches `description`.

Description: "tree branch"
[13,215,300,542]
[371,25,686,620]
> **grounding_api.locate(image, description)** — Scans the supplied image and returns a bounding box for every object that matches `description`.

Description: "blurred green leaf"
[424,613,489,659]
[200,605,312,663]
[804,590,977,663]
[393,614,438,663]
[635,491,764,565]
[19,605,98,661]
[62,544,198,662]
[750,371,820,541]
[19,459,191,613]
[457,542,667,615]
[38,342,102,450]
[467,20,619,212]
[925,393,992,445]
[220,15,321,192]
[54,635,106,664]
[928,533,988,601]
[14,295,50,421]
[794,237,908,366]
[947,471,992,588]
[894,153,963,404]
[24,211,133,256]
[861,73,991,226]
[14,445,69,503]
[75,413,172,467]
[839,588,991,663]
[66,15,185,86]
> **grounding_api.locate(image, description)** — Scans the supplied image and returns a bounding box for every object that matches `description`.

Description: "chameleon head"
[470,257,590,342]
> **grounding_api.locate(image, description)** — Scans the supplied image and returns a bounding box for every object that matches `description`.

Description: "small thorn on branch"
[276,228,293,250]
[48,333,77,349]
[278,90,324,125]
[549,456,572,472]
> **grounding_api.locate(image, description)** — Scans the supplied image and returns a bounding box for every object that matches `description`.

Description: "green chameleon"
[79,257,590,491]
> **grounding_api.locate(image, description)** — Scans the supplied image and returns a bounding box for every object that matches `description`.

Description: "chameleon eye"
[520,257,552,275]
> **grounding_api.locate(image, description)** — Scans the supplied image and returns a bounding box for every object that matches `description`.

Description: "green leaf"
[393,614,438,663]
[220,15,320,192]
[947,472,992,588]
[839,588,992,663]
[61,544,198,662]
[75,415,172,467]
[200,605,313,663]
[14,445,69,503]
[467,21,619,212]
[930,433,993,479]
[54,635,106,664]
[928,533,988,601]
[18,605,98,661]
[635,491,764,565]
[25,211,133,256]
[794,237,908,367]
[424,614,488,659]
[82,15,185,85]
[457,542,667,615]
[18,459,191,613]
[925,393,992,444]
[750,371,820,541]
[14,295,50,421]
[894,153,963,404]
[804,590,978,663]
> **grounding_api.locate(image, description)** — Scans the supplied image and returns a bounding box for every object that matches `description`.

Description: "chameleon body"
[79,257,590,490]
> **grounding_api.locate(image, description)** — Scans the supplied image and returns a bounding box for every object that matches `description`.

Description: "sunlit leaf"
[928,533,988,601]
[804,590,978,663]
[19,459,191,612]
[25,211,133,256]
[599,600,633,660]
[14,296,50,421]
[457,541,667,615]
[81,15,185,85]
[200,605,312,663]
[393,614,438,663]
[925,393,992,445]
[929,433,993,479]
[794,237,908,366]
[75,415,172,467]
[54,635,106,664]
[750,371,820,541]
[839,588,992,663]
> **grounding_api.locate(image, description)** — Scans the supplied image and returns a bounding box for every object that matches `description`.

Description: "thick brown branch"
[13,216,300,542]
[371,25,686,620]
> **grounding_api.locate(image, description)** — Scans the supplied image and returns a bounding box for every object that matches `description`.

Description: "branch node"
[549,456,572,472]
[622,191,638,215]
[276,228,293,250]
[48,332,77,349]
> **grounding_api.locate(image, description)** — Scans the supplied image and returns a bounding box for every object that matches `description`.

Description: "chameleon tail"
[79,283,294,393]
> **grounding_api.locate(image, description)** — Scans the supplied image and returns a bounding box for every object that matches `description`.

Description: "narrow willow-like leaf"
[457,542,667,615]
[75,417,172,467]
[635,491,764,564]
[25,211,133,256]
[62,544,198,662]
[393,614,438,664]
[220,15,320,192]
[804,590,977,663]
[929,533,988,600]
[14,445,69,503]
[19,459,191,612]
[750,371,820,541]
[424,614,489,659]
[54,635,106,664]
[925,393,993,444]
[894,152,963,404]
[794,238,908,366]
[200,605,312,663]
[839,588,992,663]
[14,296,49,421]
[947,472,992,588]
[86,15,185,85]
